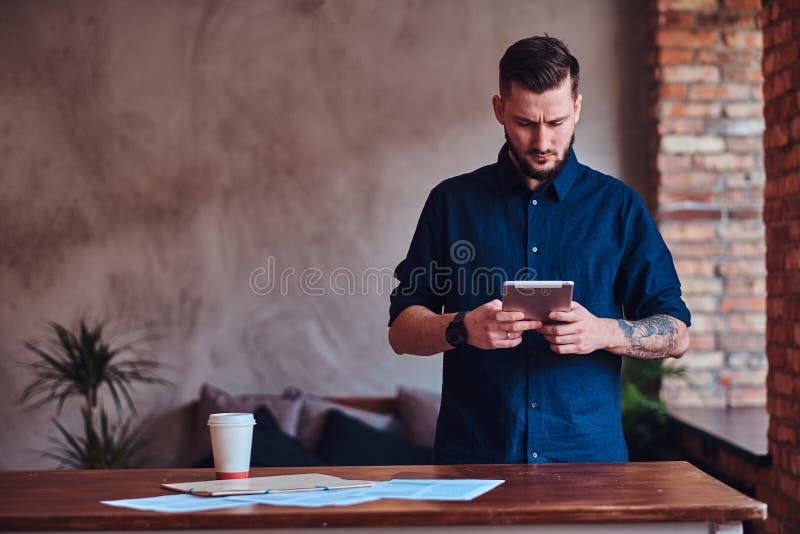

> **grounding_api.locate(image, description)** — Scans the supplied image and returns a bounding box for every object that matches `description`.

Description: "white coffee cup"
[207,413,256,480]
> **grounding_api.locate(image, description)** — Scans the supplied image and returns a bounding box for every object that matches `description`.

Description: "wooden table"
[0,462,766,533]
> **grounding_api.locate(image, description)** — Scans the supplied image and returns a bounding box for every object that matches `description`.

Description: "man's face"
[492,79,582,185]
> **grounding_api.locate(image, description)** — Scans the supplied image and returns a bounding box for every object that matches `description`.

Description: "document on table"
[230,486,380,507]
[101,478,505,511]
[101,493,251,513]
[365,479,505,500]
[229,479,503,507]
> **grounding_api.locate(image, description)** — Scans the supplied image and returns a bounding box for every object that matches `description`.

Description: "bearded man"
[388,36,691,464]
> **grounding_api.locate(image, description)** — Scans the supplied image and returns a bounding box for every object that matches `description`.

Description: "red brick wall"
[761,2,800,532]
[650,0,767,408]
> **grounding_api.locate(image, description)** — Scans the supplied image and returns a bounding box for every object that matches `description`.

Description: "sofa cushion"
[251,406,328,467]
[396,385,441,449]
[189,383,304,466]
[197,383,303,434]
[195,406,327,468]
[315,409,432,466]
[294,393,398,452]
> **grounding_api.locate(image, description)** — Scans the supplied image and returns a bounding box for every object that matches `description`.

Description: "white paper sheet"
[229,486,380,507]
[367,479,505,500]
[228,479,504,506]
[101,478,505,511]
[101,493,251,512]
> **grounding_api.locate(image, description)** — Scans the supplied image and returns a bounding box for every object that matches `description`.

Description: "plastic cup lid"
[207,413,256,426]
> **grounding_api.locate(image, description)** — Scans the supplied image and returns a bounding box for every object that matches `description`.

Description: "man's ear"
[492,94,505,125]
[574,94,583,125]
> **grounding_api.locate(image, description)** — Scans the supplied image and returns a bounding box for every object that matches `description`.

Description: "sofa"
[184,383,442,468]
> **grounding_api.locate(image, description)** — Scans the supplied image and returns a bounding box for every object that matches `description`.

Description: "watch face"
[446,323,467,347]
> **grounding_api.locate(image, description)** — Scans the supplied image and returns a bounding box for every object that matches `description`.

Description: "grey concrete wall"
[0,0,649,468]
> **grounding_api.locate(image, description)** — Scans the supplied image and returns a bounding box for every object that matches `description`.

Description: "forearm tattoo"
[617,314,680,359]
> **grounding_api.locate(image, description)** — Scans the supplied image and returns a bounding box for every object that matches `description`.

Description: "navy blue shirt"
[389,145,691,464]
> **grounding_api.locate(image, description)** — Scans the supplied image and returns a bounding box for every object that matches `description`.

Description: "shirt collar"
[496,144,580,201]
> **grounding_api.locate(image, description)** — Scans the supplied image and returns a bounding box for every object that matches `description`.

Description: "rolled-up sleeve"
[615,194,691,326]
[388,187,447,327]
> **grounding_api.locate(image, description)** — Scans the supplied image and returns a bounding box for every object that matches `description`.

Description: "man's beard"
[505,129,575,183]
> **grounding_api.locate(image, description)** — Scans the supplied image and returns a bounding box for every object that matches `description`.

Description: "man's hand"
[464,299,542,350]
[539,301,690,359]
[539,301,613,354]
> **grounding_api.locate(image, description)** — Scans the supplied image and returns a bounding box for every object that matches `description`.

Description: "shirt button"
[530,401,538,409]
[531,452,538,459]
[531,199,538,206]
[532,246,538,253]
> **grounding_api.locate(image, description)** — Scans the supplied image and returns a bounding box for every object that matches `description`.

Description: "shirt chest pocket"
[555,244,621,313]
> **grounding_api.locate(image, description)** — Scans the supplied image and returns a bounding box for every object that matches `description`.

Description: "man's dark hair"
[499,36,579,100]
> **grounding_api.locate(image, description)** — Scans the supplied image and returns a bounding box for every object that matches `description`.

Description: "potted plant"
[19,319,170,468]
[621,358,699,461]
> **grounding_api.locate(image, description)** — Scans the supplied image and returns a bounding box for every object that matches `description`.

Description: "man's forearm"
[388,306,456,356]
[606,314,689,360]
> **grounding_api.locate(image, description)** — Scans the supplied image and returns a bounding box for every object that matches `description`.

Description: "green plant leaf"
[20,319,170,413]
[36,407,148,469]
[19,319,169,468]
[621,356,701,461]
[50,417,89,469]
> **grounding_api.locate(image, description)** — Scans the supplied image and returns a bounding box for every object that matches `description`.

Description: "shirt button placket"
[527,196,537,269]
[528,395,541,463]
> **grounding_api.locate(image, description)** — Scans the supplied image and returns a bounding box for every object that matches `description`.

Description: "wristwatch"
[445,311,469,348]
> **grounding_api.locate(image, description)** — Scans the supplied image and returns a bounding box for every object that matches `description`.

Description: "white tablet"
[501,281,574,323]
